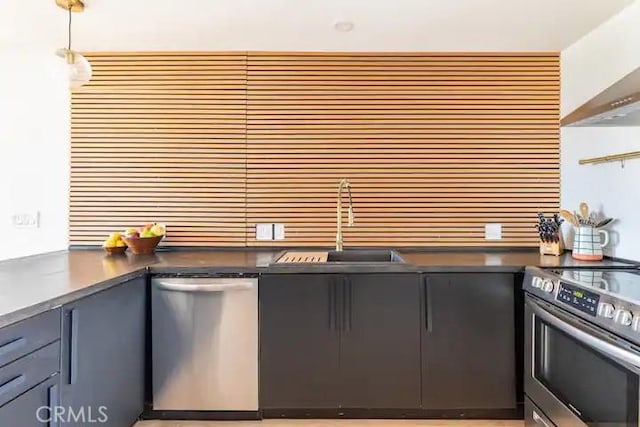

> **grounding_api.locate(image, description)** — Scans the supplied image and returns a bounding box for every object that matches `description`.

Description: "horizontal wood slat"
[245,52,560,247]
[70,52,247,246]
[70,51,559,248]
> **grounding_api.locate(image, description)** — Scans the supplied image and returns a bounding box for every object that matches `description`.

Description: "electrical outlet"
[485,223,502,240]
[256,223,274,240]
[11,211,40,229]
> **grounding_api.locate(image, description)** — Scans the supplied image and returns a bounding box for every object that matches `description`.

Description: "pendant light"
[55,0,92,89]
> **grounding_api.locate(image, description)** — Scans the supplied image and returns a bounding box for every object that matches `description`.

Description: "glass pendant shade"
[57,49,92,89]
[56,2,91,90]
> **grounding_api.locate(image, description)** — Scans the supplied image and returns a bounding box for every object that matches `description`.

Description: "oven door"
[525,295,640,427]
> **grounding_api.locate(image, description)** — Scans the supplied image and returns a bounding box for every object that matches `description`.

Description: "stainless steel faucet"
[336,179,354,251]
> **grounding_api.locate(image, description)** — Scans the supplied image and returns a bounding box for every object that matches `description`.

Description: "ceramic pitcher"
[572,226,610,261]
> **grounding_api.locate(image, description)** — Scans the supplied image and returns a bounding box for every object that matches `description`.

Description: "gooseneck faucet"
[336,179,354,251]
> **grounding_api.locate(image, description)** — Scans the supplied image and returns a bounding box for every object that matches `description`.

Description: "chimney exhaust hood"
[562,67,640,127]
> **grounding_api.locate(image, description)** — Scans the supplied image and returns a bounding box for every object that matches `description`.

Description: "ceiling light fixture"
[334,21,355,32]
[55,0,92,89]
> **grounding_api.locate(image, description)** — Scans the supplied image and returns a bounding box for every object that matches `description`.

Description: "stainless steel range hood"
[562,67,640,127]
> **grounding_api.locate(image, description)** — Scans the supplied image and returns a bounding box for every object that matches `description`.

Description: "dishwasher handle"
[154,278,256,293]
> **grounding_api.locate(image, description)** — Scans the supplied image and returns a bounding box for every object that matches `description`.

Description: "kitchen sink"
[326,249,406,263]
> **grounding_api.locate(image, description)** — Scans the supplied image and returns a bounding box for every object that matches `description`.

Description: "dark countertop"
[0,251,149,328]
[0,248,637,328]
[148,249,637,273]
[398,251,637,272]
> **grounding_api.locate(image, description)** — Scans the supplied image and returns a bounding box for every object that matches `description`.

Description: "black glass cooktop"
[550,269,640,302]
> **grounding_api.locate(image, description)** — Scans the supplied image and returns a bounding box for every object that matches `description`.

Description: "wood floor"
[136,420,524,427]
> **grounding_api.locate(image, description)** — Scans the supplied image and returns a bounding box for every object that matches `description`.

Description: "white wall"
[0,47,70,261]
[560,1,640,261]
[2,0,633,53]
[561,1,640,116]
[561,127,640,260]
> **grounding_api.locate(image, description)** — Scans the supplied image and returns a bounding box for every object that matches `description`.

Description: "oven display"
[556,282,600,316]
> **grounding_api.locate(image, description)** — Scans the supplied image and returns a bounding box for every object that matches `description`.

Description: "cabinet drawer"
[0,342,59,407]
[0,374,59,426]
[0,308,61,368]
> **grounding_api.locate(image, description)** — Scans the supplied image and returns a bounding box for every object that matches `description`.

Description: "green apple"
[150,224,165,237]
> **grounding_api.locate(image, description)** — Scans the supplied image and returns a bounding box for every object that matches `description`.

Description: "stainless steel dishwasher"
[151,275,259,412]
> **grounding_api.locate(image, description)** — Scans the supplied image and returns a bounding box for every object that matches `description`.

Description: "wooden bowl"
[104,246,127,255]
[122,235,163,255]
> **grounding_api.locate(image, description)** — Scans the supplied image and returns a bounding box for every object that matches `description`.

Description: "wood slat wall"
[70,52,247,246]
[70,52,559,248]
[245,52,559,247]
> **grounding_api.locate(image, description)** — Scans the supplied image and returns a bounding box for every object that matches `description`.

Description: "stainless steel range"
[523,266,640,427]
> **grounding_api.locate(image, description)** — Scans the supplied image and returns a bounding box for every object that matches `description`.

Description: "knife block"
[539,236,564,256]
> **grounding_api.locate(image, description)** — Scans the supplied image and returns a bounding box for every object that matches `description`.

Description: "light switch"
[274,224,285,240]
[485,223,503,240]
[256,223,273,240]
[11,211,40,228]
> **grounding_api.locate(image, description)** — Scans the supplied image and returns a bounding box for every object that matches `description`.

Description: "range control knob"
[541,279,555,293]
[597,303,615,319]
[531,277,543,288]
[632,316,640,332]
[614,309,633,326]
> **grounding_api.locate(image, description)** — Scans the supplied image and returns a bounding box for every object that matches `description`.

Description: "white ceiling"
[1,0,636,51]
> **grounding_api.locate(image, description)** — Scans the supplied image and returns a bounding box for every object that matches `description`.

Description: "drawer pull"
[0,337,26,357]
[423,276,433,332]
[68,309,79,385]
[0,375,25,397]
[48,384,59,427]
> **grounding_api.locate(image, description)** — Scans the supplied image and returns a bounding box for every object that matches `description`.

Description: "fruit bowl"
[104,246,127,256]
[122,235,163,255]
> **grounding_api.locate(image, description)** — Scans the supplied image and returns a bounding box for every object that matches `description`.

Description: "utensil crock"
[572,226,609,261]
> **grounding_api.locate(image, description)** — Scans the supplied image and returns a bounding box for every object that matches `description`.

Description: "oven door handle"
[531,300,640,370]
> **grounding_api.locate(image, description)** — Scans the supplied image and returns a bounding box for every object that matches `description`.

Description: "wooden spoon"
[580,202,589,221]
[560,209,578,227]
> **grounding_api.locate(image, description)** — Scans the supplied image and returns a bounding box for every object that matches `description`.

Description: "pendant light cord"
[68,6,72,51]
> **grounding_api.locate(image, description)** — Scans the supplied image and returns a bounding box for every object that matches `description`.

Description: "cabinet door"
[421,273,516,410]
[340,274,421,409]
[259,274,340,409]
[60,277,146,426]
[0,375,59,427]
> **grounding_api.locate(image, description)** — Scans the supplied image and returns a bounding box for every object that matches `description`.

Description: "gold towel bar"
[579,150,640,165]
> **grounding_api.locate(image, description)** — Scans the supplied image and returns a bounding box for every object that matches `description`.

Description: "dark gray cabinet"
[339,274,421,408]
[421,273,516,411]
[0,308,61,426]
[259,273,422,410]
[259,274,340,409]
[0,342,59,409]
[0,375,59,426]
[60,277,146,426]
[0,308,60,369]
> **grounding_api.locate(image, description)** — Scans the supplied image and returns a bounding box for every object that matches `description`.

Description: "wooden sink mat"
[276,251,328,263]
